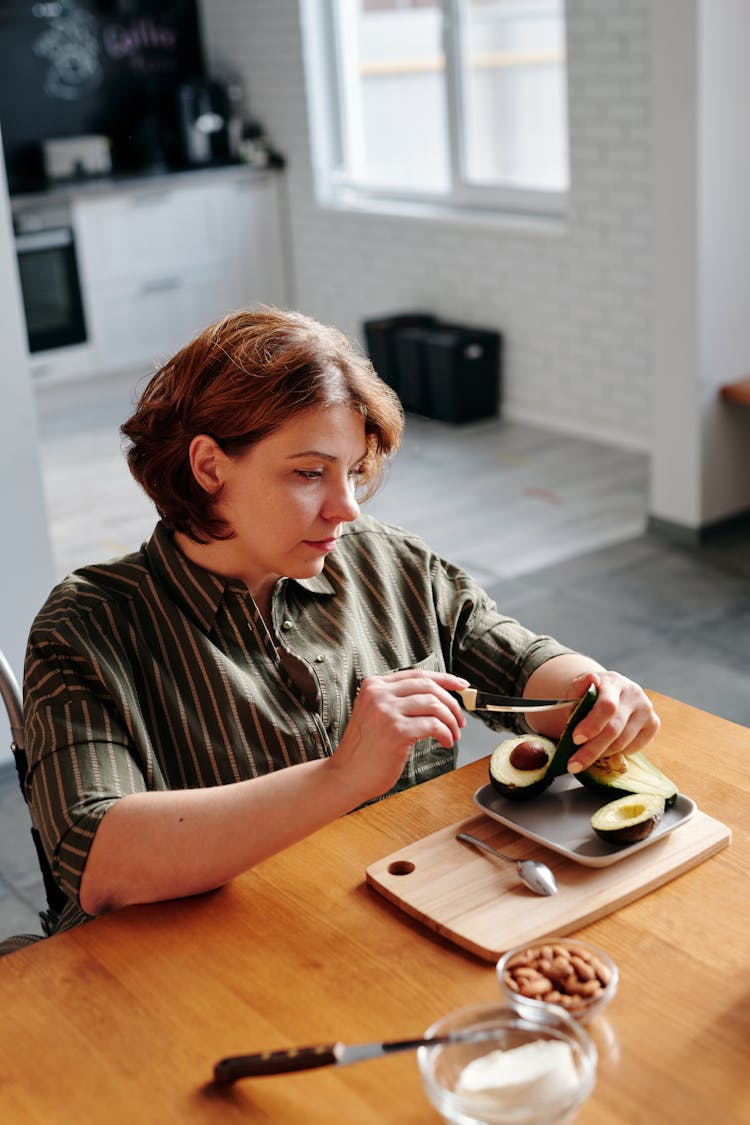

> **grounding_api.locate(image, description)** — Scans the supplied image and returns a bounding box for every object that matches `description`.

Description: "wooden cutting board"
[366,808,730,961]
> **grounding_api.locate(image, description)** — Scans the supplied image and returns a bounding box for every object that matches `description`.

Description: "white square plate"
[473,775,697,867]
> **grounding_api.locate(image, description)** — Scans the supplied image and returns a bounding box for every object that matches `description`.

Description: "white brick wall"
[200,0,653,452]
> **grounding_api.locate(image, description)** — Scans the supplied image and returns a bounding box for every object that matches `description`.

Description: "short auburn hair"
[121,307,404,542]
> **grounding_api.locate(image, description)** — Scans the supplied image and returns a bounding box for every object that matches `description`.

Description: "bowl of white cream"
[417,1001,596,1125]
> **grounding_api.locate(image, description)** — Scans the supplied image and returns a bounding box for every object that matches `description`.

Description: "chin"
[290,558,327,578]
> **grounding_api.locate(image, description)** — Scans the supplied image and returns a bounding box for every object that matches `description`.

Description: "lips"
[304,537,339,552]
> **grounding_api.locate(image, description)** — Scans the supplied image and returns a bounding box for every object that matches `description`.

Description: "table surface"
[0,692,747,1124]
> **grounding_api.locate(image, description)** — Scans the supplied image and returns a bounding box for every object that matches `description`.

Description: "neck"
[172,529,276,625]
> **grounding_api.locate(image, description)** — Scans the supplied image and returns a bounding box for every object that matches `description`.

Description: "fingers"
[566,672,660,773]
[355,670,468,748]
[397,691,466,747]
[336,670,469,800]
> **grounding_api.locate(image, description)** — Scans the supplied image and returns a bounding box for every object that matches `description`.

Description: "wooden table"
[0,692,747,1124]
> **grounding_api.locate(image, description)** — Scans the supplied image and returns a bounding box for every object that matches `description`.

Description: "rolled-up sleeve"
[429,554,574,733]
[24,639,148,902]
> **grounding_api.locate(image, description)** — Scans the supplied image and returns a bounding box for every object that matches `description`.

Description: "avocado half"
[488,685,598,801]
[488,735,558,800]
[576,749,678,808]
[591,792,665,845]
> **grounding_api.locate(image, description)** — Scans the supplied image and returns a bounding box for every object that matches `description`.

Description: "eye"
[349,463,366,480]
[295,469,322,480]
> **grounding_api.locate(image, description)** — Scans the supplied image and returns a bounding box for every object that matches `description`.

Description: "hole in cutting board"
[388,860,415,876]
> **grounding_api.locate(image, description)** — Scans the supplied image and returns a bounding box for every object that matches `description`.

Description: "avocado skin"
[576,750,678,809]
[488,770,553,801]
[546,684,598,778]
[592,817,660,845]
[487,685,598,801]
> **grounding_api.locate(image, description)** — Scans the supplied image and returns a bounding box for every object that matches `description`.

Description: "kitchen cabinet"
[30,167,287,381]
[214,173,287,316]
[74,182,221,289]
[81,272,223,373]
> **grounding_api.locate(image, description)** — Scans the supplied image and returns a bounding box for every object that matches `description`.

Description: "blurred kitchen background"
[2,1,750,931]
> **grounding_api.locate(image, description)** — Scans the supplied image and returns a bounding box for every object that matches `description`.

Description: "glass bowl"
[416,1001,597,1125]
[497,938,618,1025]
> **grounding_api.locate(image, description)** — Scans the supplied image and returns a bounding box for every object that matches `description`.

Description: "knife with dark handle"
[213,1029,500,1084]
[456,688,578,713]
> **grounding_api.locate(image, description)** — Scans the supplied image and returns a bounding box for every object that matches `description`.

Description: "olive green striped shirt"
[23,515,569,933]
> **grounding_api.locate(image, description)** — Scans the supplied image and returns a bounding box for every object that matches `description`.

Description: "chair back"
[0,649,23,753]
[0,647,65,933]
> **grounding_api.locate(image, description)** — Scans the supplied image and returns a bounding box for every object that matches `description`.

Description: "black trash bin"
[363,312,436,398]
[393,324,436,415]
[423,324,502,424]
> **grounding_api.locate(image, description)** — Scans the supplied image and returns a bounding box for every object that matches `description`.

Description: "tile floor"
[2,370,750,941]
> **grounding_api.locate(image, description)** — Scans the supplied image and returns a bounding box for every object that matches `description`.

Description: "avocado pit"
[509,739,551,771]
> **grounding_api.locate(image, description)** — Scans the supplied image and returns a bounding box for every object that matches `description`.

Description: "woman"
[23,308,659,934]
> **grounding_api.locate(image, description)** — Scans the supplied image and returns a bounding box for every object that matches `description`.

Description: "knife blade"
[457,688,578,713]
[213,1028,501,1084]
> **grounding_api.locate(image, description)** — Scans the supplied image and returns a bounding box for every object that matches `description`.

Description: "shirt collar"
[145,522,335,632]
[145,522,228,632]
[295,572,336,595]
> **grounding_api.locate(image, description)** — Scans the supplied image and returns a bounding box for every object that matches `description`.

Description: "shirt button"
[330,721,340,732]
[281,620,293,632]
[314,653,325,663]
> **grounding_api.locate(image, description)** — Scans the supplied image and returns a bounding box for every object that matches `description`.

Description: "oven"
[14,206,87,354]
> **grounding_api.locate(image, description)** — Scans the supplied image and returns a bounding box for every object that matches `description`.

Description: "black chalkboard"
[0,0,206,191]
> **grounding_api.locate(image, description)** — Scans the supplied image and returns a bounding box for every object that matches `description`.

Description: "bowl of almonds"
[497,938,618,1024]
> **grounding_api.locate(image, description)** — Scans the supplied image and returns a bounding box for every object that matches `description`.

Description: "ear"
[188,434,227,494]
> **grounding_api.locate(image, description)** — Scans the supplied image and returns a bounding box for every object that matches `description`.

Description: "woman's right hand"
[328,669,469,803]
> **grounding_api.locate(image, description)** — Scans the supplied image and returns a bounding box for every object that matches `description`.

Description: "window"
[302,0,569,218]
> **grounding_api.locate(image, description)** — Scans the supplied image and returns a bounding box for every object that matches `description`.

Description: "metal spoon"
[456,832,558,896]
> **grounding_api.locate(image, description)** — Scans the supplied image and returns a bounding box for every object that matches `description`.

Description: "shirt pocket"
[364,649,446,680]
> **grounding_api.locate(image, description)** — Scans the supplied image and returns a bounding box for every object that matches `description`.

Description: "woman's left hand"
[563,669,660,774]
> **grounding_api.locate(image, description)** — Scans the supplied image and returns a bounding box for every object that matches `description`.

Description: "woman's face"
[207,404,367,594]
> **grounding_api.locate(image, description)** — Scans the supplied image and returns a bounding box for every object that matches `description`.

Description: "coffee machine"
[176,79,231,166]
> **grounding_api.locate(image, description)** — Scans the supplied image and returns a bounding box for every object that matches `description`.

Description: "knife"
[456,688,578,713]
[213,1028,501,1084]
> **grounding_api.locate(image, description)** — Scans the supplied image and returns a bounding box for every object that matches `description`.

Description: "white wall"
[696,0,750,523]
[650,0,700,527]
[650,0,750,530]
[0,125,55,717]
[201,0,653,453]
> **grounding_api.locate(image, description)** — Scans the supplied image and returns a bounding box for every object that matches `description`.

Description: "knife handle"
[214,1043,339,1084]
[452,688,478,711]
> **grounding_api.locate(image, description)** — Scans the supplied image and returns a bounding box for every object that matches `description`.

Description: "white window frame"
[300,0,569,222]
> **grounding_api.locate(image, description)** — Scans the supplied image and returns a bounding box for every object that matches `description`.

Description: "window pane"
[458,0,569,191]
[337,0,449,193]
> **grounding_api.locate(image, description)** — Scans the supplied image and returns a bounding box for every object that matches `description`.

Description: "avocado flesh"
[591,792,665,845]
[577,750,678,808]
[488,686,599,801]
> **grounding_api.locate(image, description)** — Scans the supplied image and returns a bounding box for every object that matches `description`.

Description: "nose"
[323,475,360,524]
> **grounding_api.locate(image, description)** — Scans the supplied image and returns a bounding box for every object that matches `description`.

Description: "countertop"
[10,162,279,218]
